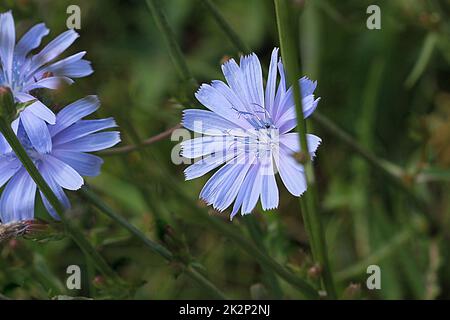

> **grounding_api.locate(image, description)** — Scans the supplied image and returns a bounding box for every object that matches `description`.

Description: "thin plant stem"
[200,0,251,54]
[79,187,228,300]
[274,0,336,298]
[0,117,120,283]
[99,124,181,156]
[145,0,196,87]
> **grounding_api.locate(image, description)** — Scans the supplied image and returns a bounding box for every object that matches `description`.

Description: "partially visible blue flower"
[181,48,321,219]
[0,11,93,154]
[0,95,120,223]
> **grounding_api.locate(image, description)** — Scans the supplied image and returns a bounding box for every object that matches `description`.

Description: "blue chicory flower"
[0,95,120,223]
[181,48,321,219]
[0,11,93,154]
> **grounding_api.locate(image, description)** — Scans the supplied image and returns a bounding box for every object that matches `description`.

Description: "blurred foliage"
[0,0,449,299]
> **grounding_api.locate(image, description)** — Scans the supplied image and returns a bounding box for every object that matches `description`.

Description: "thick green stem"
[0,116,119,283]
[79,187,227,300]
[274,0,336,298]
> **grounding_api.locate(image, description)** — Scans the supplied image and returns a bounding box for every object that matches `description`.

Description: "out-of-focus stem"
[145,0,197,88]
[200,0,251,54]
[99,124,181,156]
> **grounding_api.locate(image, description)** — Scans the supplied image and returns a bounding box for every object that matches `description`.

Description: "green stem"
[274,0,336,299]
[185,266,228,300]
[145,0,196,86]
[80,187,173,260]
[0,117,120,283]
[200,0,251,54]
[79,187,227,300]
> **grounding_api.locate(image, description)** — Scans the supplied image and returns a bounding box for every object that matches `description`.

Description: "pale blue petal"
[36,51,93,78]
[274,77,319,124]
[15,23,49,59]
[49,95,100,136]
[265,48,279,114]
[260,154,279,210]
[0,168,36,223]
[42,154,84,190]
[53,118,117,146]
[300,77,318,97]
[55,131,120,152]
[230,162,260,218]
[241,162,262,214]
[20,109,52,154]
[11,117,19,134]
[280,133,322,158]
[15,92,56,124]
[274,148,307,196]
[240,53,264,111]
[39,162,70,219]
[0,11,15,83]
[213,153,254,212]
[26,100,57,124]
[29,29,79,73]
[24,76,74,91]
[221,58,250,105]
[184,151,237,180]
[272,61,286,120]
[276,96,319,133]
[182,109,244,136]
[51,150,103,177]
[0,133,10,154]
[180,136,235,159]
[0,156,21,188]
[199,154,248,207]
[195,83,250,128]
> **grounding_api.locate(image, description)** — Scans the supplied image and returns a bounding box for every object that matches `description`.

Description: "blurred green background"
[0,0,449,300]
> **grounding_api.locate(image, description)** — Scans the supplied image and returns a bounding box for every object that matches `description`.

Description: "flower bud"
[0,86,16,122]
